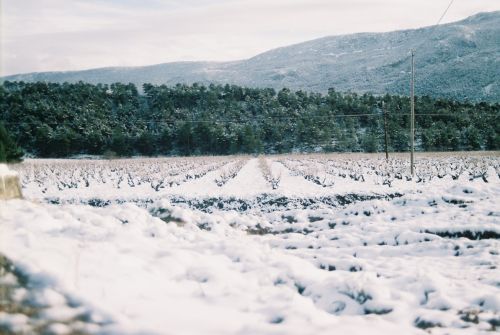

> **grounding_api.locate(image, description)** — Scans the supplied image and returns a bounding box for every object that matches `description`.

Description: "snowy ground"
[1,153,499,334]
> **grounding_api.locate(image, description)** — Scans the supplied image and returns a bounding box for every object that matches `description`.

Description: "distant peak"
[461,10,499,23]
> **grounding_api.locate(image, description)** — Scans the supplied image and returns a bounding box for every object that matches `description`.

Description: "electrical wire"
[409,0,456,55]
[436,0,455,27]
[1,112,497,126]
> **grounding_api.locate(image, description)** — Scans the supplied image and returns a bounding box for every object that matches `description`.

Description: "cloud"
[1,0,499,75]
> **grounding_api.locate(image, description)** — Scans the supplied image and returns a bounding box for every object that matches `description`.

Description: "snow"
[0,163,18,177]
[0,154,499,334]
[15,157,428,203]
[0,312,30,333]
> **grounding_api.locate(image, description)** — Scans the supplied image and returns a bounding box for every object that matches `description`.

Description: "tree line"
[0,81,498,158]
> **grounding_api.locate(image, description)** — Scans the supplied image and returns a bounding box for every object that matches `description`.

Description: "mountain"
[2,11,499,102]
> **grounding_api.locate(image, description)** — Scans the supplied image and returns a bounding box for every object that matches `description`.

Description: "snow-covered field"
[1,153,499,335]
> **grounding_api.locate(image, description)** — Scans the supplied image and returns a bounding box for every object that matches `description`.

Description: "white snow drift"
[0,154,499,334]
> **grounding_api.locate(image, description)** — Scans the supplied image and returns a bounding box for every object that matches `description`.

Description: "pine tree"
[0,122,23,163]
[0,141,6,162]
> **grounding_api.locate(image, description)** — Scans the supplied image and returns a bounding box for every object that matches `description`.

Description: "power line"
[410,0,456,52]
[1,112,498,126]
[436,0,455,26]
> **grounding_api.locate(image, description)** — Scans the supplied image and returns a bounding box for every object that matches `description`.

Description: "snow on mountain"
[2,11,499,102]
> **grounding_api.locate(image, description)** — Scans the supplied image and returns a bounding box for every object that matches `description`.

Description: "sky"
[1,0,499,76]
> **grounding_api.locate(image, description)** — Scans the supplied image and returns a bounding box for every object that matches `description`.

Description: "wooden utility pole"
[383,101,389,161]
[410,49,415,176]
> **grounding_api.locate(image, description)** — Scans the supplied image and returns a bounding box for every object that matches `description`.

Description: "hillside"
[2,11,499,102]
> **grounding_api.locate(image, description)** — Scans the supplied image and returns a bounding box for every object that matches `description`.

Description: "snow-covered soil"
[1,154,499,334]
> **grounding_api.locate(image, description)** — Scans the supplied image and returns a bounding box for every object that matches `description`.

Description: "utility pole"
[382,101,389,161]
[410,49,415,176]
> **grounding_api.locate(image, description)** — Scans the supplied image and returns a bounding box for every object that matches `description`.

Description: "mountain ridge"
[2,11,499,102]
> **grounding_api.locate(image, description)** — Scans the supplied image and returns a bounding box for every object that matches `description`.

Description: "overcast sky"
[1,0,499,76]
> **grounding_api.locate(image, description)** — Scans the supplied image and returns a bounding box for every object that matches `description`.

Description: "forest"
[0,80,498,158]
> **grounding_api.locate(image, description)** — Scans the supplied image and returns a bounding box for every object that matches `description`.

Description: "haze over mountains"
[3,11,499,102]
